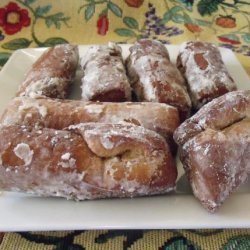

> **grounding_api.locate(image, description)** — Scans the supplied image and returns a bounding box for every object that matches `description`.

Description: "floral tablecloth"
[0,0,250,249]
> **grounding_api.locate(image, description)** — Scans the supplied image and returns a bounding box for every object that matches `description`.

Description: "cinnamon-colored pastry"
[126,39,191,120]
[0,123,177,199]
[0,96,180,153]
[177,41,237,109]
[174,90,250,212]
[81,43,131,102]
[16,44,79,99]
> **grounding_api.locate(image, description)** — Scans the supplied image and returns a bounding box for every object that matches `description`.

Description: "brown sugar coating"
[177,41,237,109]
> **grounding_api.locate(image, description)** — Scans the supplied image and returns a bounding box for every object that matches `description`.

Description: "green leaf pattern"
[162,6,183,23]
[221,34,240,42]
[123,17,139,29]
[42,37,68,47]
[1,38,32,50]
[242,34,250,43]
[114,28,136,37]
[79,0,123,22]
[24,0,36,5]
[107,2,122,17]
[197,0,223,16]
[45,13,70,29]
[0,52,11,66]
[35,5,52,16]
[85,4,95,22]
[223,235,250,250]
[0,0,249,67]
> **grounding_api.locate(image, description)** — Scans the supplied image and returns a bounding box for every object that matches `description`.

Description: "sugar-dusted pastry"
[177,41,237,109]
[16,44,79,99]
[126,39,191,120]
[0,96,180,153]
[174,90,250,212]
[0,123,177,199]
[81,43,131,102]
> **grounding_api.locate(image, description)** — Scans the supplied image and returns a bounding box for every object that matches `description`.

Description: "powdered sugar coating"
[20,77,70,98]
[100,135,115,149]
[18,98,47,118]
[16,44,79,99]
[68,122,167,157]
[174,90,250,146]
[83,103,104,115]
[1,97,180,151]
[177,41,237,109]
[0,123,177,200]
[61,152,71,160]
[13,143,34,166]
[127,39,191,118]
[181,126,250,212]
[175,90,250,212]
[81,43,131,102]
[59,153,76,169]
[127,39,170,60]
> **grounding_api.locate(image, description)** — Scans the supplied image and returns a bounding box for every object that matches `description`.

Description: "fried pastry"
[126,39,191,120]
[81,43,131,102]
[177,41,237,109]
[174,90,250,212]
[16,44,79,99]
[0,96,180,153]
[0,123,177,199]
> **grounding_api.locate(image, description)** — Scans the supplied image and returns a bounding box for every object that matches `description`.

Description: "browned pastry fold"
[177,41,237,109]
[81,43,131,102]
[16,44,79,99]
[126,39,191,120]
[0,96,180,153]
[174,90,250,212]
[0,123,177,199]
[174,90,250,146]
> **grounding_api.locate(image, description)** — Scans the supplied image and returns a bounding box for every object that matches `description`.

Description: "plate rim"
[0,44,250,231]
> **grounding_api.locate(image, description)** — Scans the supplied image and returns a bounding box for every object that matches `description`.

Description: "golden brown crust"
[177,41,237,109]
[126,39,191,120]
[174,90,250,212]
[1,96,180,153]
[174,90,250,146]
[180,122,250,212]
[0,123,177,199]
[16,44,79,99]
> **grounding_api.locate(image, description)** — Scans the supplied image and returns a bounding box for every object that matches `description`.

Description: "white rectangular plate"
[0,45,250,231]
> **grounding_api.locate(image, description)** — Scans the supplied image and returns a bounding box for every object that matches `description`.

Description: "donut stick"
[126,39,191,120]
[174,90,250,212]
[177,41,237,109]
[1,96,180,153]
[16,44,79,98]
[0,123,177,199]
[81,43,131,102]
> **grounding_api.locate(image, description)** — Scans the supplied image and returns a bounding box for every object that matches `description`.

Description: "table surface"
[0,0,250,249]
